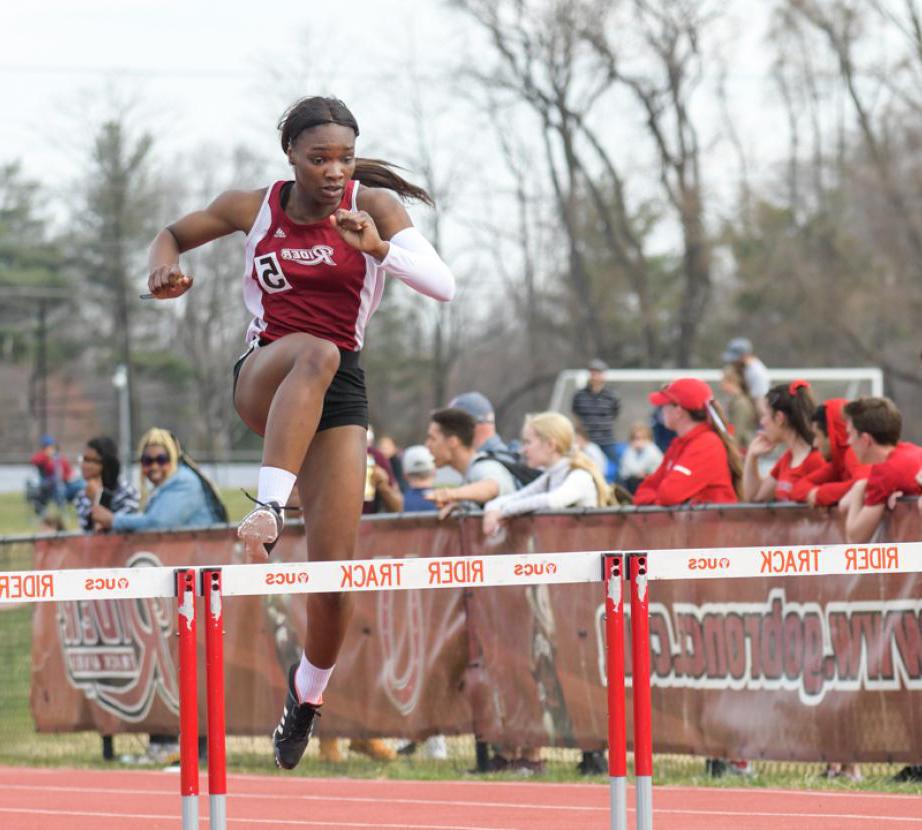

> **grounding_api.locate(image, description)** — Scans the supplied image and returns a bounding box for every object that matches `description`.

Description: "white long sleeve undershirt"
[485,458,600,517]
[380,227,455,302]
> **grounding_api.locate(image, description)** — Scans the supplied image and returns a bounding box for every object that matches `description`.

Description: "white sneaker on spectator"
[420,735,448,760]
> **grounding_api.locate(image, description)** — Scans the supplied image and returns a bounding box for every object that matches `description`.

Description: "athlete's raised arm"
[146,188,265,299]
[333,186,455,302]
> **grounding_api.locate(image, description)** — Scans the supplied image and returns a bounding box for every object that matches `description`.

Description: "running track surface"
[0,766,919,829]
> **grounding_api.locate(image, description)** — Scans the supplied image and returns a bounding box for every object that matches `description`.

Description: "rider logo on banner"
[56,551,179,722]
[377,588,426,716]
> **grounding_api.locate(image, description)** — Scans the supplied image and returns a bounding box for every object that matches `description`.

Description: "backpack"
[473,451,542,489]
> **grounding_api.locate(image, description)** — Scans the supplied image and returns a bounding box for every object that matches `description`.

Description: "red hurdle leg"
[176,568,199,830]
[603,554,627,830]
[629,554,653,830]
[203,568,227,830]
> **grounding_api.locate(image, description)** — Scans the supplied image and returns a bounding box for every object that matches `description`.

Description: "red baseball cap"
[649,378,713,410]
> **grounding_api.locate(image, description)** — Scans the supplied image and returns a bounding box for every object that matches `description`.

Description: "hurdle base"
[181,795,198,830]
[635,775,652,830]
[608,776,627,830]
[210,794,226,829]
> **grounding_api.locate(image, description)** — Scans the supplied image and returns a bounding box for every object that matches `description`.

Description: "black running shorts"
[233,340,369,433]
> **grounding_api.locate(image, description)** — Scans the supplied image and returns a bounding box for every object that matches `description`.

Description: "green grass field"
[0,488,254,537]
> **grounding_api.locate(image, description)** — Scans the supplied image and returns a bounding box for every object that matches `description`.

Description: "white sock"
[295,654,334,705]
[257,466,297,507]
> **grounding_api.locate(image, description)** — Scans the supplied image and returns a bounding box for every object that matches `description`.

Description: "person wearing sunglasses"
[73,436,139,533]
[90,428,226,533]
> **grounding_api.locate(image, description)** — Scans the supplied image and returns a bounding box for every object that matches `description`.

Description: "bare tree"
[451,0,726,365]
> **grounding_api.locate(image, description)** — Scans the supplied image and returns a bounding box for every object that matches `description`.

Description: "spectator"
[790,399,871,507]
[742,381,824,502]
[364,429,403,514]
[401,445,438,513]
[570,359,621,469]
[448,391,511,456]
[722,337,770,400]
[375,432,407,493]
[573,423,608,479]
[317,428,401,763]
[839,397,922,544]
[617,422,664,495]
[28,435,81,518]
[650,405,677,454]
[720,363,758,450]
[74,436,140,533]
[72,435,140,761]
[425,407,517,517]
[480,411,611,776]
[91,428,225,765]
[91,428,227,533]
[482,411,612,535]
[634,379,741,506]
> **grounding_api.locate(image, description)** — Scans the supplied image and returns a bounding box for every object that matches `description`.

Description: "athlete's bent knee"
[290,336,341,384]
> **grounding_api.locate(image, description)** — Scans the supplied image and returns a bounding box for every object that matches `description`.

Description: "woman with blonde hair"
[482,411,611,536]
[91,428,227,532]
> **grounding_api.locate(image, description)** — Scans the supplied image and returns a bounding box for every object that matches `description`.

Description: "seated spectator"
[74,436,140,533]
[425,408,518,516]
[617,422,663,494]
[364,428,404,514]
[73,435,140,761]
[634,379,740,506]
[650,405,677,454]
[91,428,227,533]
[482,411,612,535]
[375,432,407,493]
[573,424,608,479]
[790,399,871,507]
[722,337,770,400]
[839,397,922,543]
[743,381,824,502]
[90,428,224,765]
[720,363,758,449]
[401,445,438,513]
[448,391,509,455]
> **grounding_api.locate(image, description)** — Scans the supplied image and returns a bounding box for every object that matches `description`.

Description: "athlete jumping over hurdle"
[145,96,455,769]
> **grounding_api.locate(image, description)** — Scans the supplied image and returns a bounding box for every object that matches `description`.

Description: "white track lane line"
[0,807,513,829]
[0,785,917,824]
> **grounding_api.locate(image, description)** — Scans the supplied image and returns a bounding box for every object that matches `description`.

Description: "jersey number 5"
[254,253,291,294]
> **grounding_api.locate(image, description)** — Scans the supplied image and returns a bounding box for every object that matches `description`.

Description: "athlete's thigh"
[296,425,367,562]
[234,333,340,434]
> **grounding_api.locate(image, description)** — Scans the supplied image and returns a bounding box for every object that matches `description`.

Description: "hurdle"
[4,541,918,829]
[0,549,653,828]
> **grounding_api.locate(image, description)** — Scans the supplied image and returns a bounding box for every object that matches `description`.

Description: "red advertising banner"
[29,505,922,761]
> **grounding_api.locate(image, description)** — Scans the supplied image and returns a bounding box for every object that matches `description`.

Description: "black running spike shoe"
[273,663,321,770]
[238,500,284,560]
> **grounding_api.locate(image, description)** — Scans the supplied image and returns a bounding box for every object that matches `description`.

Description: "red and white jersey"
[242,180,386,350]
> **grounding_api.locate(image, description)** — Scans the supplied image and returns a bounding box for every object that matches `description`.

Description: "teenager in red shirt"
[840,397,922,543]
[743,380,824,502]
[790,398,871,506]
[634,378,740,505]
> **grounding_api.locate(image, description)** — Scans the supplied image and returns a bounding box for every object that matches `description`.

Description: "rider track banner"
[29,505,922,762]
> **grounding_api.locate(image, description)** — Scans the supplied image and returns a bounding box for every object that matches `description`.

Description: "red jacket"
[634,423,738,506]
[30,449,74,483]
[790,399,871,506]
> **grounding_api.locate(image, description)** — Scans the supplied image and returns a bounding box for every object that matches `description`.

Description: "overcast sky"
[0,1,468,184]
[0,0,787,271]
